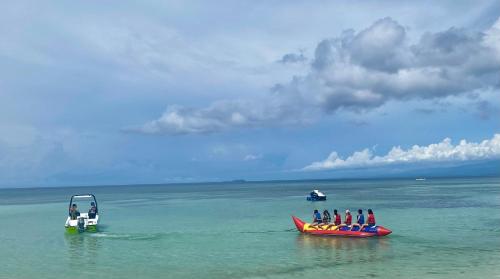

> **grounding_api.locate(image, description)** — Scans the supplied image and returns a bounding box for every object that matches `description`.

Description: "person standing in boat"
[322,209,331,224]
[359,209,376,231]
[350,209,364,231]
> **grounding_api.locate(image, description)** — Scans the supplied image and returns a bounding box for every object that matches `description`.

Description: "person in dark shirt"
[322,209,331,224]
[69,204,80,220]
[88,202,98,219]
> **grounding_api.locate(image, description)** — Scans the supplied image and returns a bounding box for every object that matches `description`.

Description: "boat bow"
[292,216,305,232]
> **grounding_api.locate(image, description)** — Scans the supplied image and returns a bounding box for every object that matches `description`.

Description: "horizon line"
[1,173,499,191]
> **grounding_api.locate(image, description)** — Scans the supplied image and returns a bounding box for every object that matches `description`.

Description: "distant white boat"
[415,178,426,181]
[307,189,327,201]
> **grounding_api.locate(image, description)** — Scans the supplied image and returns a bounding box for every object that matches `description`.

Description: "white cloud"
[484,17,500,59]
[129,98,314,135]
[132,17,500,135]
[244,154,262,161]
[303,134,500,171]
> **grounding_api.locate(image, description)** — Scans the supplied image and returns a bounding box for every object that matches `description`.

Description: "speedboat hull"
[65,224,97,234]
[306,196,326,201]
[292,216,391,237]
[65,214,99,234]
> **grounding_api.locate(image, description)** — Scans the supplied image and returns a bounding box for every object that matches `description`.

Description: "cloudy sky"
[1,0,499,187]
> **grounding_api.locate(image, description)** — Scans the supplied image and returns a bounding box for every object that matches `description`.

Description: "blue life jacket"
[357,214,365,224]
[314,212,322,221]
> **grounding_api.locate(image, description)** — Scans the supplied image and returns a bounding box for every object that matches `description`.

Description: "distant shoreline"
[1,174,498,191]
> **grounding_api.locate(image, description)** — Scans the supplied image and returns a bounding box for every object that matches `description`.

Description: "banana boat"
[292,216,391,237]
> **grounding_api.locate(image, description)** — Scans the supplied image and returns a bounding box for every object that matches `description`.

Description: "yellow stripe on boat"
[303,223,339,231]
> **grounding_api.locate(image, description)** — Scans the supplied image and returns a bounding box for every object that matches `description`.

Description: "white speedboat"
[307,189,327,201]
[65,194,99,233]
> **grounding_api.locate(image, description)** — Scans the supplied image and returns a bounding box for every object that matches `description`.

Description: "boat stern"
[65,226,79,234]
[86,225,97,232]
[64,215,99,233]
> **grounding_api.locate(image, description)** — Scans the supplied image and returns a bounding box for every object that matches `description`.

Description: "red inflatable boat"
[292,216,392,237]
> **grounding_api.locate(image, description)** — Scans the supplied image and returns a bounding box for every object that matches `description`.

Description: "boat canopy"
[68,194,98,214]
[312,190,326,197]
[72,194,94,198]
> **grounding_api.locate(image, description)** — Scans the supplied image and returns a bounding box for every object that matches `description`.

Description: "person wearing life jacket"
[69,204,80,220]
[333,209,342,225]
[367,209,375,226]
[350,209,364,231]
[338,209,353,229]
[322,209,331,224]
[359,209,376,231]
[312,209,322,225]
[326,209,342,229]
[88,202,98,219]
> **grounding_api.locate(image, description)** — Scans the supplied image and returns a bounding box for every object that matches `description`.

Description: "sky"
[0,0,499,187]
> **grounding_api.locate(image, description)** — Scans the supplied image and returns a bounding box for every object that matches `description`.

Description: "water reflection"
[295,234,392,267]
[64,233,102,265]
[296,234,390,251]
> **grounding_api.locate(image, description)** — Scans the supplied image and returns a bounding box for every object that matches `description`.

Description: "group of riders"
[312,208,376,231]
[68,202,98,220]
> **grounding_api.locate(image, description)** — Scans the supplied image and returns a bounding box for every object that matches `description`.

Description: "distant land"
[1,160,498,190]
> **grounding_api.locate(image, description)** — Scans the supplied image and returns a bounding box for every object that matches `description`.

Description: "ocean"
[1,177,499,279]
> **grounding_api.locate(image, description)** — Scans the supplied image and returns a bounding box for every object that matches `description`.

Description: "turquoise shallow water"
[1,177,499,279]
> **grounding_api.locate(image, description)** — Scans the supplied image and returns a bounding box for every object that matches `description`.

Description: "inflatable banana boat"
[292,216,391,237]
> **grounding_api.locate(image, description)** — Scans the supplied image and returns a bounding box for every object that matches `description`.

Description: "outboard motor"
[77,217,85,232]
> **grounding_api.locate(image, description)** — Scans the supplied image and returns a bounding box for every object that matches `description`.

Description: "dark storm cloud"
[135,17,500,135]
[278,52,307,64]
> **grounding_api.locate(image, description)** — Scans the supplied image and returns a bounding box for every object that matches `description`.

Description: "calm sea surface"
[1,177,499,279]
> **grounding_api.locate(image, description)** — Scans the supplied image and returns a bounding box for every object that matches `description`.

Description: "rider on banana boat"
[333,209,342,225]
[322,209,331,224]
[359,209,376,231]
[325,209,342,229]
[337,209,352,229]
[312,209,322,225]
[350,209,365,231]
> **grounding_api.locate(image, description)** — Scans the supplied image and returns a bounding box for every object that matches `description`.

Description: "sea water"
[0,177,499,279]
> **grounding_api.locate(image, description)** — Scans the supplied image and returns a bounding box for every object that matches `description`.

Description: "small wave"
[239,228,296,234]
[88,232,165,241]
